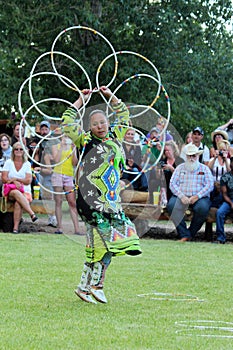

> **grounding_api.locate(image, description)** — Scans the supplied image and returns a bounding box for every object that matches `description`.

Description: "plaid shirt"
[170,162,214,199]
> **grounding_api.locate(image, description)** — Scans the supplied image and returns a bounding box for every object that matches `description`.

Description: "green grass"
[1,234,233,350]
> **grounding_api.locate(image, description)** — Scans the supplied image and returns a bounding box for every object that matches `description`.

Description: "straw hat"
[184,143,203,156]
[211,129,228,141]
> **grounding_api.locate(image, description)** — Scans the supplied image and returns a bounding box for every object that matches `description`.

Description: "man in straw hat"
[167,144,214,242]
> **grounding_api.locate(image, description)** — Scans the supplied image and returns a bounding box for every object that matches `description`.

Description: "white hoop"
[51,26,118,90]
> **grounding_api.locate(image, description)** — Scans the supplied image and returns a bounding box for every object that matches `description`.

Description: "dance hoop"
[18,26,171,195]
[96,50,161,108]
[138,292,204,302]
[175,320,233,338]
[51,26,118,91]
[27,51,92,117]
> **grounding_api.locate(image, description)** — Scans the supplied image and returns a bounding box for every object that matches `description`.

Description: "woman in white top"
[208,140,230,181]
[208,140,230,208]
[2,142,38,233]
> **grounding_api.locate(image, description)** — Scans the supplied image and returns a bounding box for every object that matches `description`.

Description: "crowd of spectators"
[1,117,233,241]
[0,120,80,234]
[121,119,233,244]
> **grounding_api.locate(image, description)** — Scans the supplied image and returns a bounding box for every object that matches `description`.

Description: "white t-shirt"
[210,157,229,182]
[3,159,32,194]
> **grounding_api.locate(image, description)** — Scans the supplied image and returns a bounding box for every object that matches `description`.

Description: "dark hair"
[0,133,11,159]
[13,121,20,130]
[0,133,11,143]
[28,137,39,145]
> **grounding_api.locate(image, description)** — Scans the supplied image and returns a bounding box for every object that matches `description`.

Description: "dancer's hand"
[99,86,119,104]
[81,89,92,101]
[72,89,91,109]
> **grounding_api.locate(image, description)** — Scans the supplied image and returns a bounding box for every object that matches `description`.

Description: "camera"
[159,160,166,167]
[227,123,233,130]
[219,151,224,157]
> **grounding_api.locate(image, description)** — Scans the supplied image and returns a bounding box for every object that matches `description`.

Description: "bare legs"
[54,186,63,232]
[13,201,23,231]
[65,188,79,233]
[9,190,36,231]
[54,186,79,233]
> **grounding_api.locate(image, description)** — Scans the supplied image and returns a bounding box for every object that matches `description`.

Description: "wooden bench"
[0,198,55,215]
[1,191,232,240]
[0,198,55,232]
[121,190,233,241]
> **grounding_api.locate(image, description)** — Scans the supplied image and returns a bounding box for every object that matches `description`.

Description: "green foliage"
[0,0,233,144]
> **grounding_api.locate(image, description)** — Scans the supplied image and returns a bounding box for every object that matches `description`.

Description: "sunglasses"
[14,148,23,151]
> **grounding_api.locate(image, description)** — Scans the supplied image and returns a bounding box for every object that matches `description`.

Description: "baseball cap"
[193,126,204,135]
[40,121,50,129]
[150,127,160,134]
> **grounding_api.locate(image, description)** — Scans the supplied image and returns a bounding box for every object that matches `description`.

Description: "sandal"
[54,229,63,234]
[74,232,85,236]
[31,214,38,222]
[12,229,19,234]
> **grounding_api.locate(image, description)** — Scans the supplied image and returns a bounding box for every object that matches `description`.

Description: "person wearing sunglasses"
[2,142,38,233]
[167,143,214,242]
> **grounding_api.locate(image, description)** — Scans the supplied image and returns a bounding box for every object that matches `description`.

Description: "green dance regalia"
[62,101,142,263]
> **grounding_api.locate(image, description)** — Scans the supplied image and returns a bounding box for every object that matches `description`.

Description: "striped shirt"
[170,162,214,199]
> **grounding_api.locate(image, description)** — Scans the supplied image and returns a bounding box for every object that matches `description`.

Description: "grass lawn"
[1,233,233,350]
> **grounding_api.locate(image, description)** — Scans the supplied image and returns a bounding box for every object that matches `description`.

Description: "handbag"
[3,183,24,197]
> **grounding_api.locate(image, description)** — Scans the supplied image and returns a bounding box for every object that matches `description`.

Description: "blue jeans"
[216,201,233,242]
[122,168,148,191]
[167,196,211,239]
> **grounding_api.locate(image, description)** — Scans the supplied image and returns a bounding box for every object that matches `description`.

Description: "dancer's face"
[90,112,109,139]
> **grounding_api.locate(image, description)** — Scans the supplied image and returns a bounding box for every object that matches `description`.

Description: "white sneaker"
[74,289,97,304]
[47,215,57,228]
[91,288,107,303]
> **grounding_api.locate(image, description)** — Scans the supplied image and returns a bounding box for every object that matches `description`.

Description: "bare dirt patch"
[18,215,86,235]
